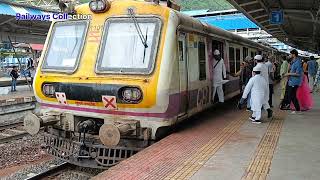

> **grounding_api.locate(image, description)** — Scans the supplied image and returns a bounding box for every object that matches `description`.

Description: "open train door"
[178,33,188,117]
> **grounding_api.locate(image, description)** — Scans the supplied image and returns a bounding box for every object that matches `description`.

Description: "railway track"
[25,162,72,180]
[0,121,29,144]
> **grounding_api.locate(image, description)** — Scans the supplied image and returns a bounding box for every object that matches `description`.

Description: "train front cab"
[24,1,181,169]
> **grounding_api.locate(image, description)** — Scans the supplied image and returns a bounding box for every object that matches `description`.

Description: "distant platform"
[0,77,32,87]
[0,85,35,107]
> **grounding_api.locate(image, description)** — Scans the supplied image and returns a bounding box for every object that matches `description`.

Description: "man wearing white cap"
[254,55,273,118]
[212,49,227,103]
[240,66,268,124]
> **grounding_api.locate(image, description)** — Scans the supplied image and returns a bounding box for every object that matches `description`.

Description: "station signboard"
[270,10,284,24]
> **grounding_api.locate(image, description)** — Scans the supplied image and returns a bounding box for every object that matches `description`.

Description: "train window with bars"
[178,41,184,61]
[229,47,235,74]
[198,41,206,80]
[236,48,241,72]
[243,47,248,60]
[212,40,224,57]
[96,17,162,74]
[42,21,88,72]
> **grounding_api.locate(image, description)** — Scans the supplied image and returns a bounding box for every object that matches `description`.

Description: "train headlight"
[121,87,142,103]
[42,84,55,96]
[89,0,110,13]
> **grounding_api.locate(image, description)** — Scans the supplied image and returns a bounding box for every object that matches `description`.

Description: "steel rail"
[0,132,29,144]
[0,121,23,131]
[25,162,72,180]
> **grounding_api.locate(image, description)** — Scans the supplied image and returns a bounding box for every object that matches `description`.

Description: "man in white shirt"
[212,49,227,103]
[240,66,268,124]
[254,55,273,118]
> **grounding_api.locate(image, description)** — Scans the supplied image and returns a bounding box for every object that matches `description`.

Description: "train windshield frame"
[41,20,89,73]
[96,17,162,74]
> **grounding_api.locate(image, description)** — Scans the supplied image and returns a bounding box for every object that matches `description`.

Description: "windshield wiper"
[128,8,148,49]
[143,27,148,63]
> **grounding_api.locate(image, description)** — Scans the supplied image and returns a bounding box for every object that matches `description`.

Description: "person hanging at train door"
[212,49,227,103]
[239,66,268,124]
[253,55,273,118]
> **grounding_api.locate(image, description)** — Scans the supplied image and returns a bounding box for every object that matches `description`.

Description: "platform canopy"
[0,0,54,44]
[226,0,320,52]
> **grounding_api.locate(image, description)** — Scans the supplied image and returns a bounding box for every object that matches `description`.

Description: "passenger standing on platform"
[234,56,252,110]
[314,58,320,92]
[253,55,273,118]
[307,56,318,92]
[10,66,19,92]
[292,73,313,111]
[280,56,290,100]
[265,56,275,107]
[212,49,227,103]
[240,66,268,124]
[302,58,308,80]
[283,49,303,113]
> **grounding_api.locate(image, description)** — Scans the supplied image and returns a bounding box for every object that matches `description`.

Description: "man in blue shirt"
[307,56,318,92]
[284,49,303,113]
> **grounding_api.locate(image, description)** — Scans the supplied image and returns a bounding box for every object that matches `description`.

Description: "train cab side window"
[229,47,235,74]
[236,48,241,72]
[251,51,254,58]
[198,41,206,80]
[212,40,224,57]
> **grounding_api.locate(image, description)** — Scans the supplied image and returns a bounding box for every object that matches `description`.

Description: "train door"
[178,33,188,117]
[212,40,225,102]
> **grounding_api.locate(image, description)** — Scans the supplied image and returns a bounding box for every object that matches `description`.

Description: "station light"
[89,0,110,13]
[121,87,142,103]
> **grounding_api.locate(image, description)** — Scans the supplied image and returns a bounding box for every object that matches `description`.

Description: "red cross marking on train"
[102,96,117,110]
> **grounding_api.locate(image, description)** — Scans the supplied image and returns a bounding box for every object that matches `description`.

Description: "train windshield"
[42,21,88,72]
[96,17,161,74]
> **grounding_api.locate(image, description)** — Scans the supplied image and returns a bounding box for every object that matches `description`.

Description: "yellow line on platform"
[164,111,248,180]
[241,110,287,180]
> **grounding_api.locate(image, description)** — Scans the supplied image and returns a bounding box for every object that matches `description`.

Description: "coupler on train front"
[24,112,152,169]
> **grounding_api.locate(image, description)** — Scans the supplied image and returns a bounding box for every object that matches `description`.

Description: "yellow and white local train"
[24,0,275,168]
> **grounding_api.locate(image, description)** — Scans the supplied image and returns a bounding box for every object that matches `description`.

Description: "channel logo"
[16,13,92,21]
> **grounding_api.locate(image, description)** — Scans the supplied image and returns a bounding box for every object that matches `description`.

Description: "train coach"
[24,0,275,168]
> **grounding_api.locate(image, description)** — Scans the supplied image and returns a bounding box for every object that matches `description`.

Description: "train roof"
[173,10,272,51]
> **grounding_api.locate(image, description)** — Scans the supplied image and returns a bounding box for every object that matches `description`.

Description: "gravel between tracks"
[2,159,105,180]
[2,159,64,180]
[0,132,49,170]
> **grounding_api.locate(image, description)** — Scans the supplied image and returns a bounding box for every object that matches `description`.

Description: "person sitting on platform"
[239,66,268,124]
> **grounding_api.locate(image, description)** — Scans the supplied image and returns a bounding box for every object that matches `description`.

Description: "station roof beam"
[226,0,320,52]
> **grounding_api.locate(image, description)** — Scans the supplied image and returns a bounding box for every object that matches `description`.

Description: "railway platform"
[93,90,320,180]
[0,77,31,87]
[0,85,36,123]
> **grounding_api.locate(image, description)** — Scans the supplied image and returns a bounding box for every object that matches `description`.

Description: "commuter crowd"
[212,49,319,124]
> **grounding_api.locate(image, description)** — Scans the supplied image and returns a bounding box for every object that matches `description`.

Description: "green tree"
[180,0,233,11]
